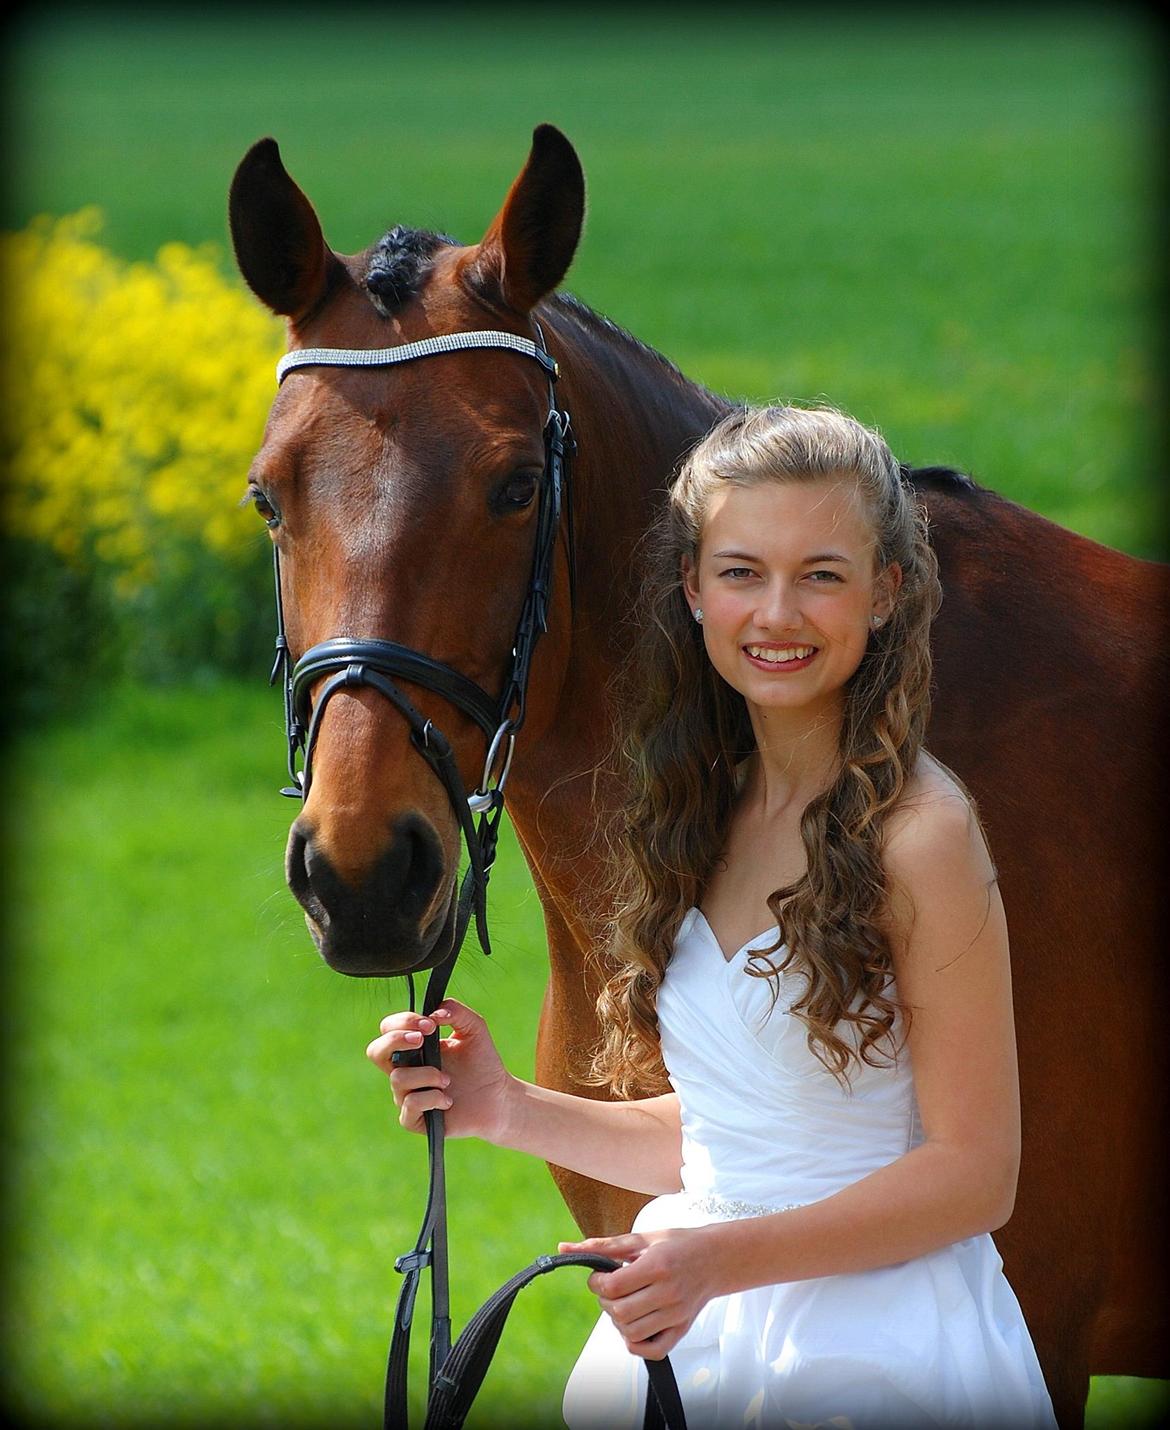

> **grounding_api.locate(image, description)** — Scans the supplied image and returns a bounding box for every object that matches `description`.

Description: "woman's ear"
[873,561,903,623]
[681,553,701,616]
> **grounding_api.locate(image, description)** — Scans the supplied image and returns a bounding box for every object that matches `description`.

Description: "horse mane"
[548,301,987,501]
[903,462,980,494]
[550,291,693,386]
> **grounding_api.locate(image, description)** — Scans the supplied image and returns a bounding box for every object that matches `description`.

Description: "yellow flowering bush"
[3,210,284,585]
[2,213,287,712]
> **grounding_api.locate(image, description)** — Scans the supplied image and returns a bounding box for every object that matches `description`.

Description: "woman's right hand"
[365,998,515,1145]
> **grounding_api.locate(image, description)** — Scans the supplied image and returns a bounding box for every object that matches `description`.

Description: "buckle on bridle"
[395,1249,432,1275]
[468,722,516,814]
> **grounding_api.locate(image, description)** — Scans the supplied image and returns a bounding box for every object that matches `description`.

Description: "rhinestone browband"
[275,330,558,385]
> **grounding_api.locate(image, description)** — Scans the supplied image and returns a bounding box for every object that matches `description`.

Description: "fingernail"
[432,1008,449,1019]
[404,1031,422,1044]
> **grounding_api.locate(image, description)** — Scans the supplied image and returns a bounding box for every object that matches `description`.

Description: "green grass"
[5,4,1163,557]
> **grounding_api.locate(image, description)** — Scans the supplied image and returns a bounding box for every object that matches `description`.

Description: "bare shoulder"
[880,751,1000,959]
[884,752,993,875]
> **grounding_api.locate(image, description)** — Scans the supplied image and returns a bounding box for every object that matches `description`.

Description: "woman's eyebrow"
[709,549,853,564]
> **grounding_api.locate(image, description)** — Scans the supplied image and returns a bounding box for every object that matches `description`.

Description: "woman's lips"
[742,643,818,672]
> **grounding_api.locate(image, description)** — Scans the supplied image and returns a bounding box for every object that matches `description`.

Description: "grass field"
[4,5,1166,1427]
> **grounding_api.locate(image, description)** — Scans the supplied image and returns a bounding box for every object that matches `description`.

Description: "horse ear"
[464,125,585,314]
[229,138,339,320]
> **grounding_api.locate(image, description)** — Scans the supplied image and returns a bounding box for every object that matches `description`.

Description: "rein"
[268,327,686,1429]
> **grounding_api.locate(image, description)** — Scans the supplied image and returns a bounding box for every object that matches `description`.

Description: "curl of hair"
[364,226,454,314]
[590,405,942,1095]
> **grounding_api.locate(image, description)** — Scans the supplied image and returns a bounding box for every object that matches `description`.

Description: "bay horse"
[229,125,1168,1428]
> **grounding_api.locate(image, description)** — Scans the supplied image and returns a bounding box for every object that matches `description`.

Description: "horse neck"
[506,297,728,875]
[547,294,728,639]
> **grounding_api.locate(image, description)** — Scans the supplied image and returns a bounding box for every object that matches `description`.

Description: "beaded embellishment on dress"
[684,1193,804,1219]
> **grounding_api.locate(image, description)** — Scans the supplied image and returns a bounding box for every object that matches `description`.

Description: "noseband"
[268,326,575,964]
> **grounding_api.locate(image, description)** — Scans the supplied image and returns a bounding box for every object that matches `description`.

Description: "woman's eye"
[719,567,755,580]
[494,472,540,511]
[807,569,844,583]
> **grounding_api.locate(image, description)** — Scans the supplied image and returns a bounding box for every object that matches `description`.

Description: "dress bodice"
[564,909,1056,1430]
[659,907,923,1210]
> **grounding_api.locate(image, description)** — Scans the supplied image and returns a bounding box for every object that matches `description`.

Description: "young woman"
[367,406,1057,1428]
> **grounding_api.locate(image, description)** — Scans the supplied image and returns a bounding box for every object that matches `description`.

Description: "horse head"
[230,127,585,976]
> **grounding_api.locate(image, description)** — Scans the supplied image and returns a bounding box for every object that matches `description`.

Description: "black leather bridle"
[270,327,573,963]
[267,327,685,1430]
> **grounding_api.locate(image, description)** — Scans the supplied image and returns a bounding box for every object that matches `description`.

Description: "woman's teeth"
[745,645,815,663]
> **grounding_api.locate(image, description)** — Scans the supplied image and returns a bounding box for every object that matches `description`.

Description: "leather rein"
[267,327,685,1429]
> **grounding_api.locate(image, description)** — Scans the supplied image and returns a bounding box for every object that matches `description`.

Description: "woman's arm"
[367,1000,683,1196]
[503,1071,683,1196]
[566,783,1022,1355]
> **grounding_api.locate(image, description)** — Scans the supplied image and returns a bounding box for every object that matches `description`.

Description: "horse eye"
[252,489,280,528]
[494,471,539,512]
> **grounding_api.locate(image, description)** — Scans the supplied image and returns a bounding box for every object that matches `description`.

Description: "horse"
[229,125,1169,1428]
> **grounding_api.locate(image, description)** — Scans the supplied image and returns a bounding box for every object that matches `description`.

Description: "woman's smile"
[742,643,818,671]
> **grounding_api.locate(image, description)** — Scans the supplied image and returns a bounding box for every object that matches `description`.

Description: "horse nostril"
[287,821,309,898]
[391,813,446,921]
[286,821,329,930]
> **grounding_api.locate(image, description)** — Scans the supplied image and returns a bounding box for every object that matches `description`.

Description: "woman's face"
[681,475,901,723]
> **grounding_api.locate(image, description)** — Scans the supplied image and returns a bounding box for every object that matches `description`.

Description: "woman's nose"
[755,581,801,631]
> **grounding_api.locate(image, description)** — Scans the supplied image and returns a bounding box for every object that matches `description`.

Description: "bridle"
[266,325,685,1430]
[269,326,574,964]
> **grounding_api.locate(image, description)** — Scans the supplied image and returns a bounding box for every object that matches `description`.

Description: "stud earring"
[871,615,883,629]
[694,608,704,623]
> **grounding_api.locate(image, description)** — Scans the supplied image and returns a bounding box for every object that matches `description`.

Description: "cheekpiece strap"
[276,330,559,385]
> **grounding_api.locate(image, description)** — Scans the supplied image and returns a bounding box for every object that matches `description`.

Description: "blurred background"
[2,4,1165,1427]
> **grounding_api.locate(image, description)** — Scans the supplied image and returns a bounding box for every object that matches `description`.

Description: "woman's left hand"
[558,1227,718,1359]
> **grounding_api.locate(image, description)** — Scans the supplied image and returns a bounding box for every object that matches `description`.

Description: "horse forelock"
[363,226,458,316]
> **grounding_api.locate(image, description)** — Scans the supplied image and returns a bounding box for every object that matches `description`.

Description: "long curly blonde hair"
[591,404,943,1093]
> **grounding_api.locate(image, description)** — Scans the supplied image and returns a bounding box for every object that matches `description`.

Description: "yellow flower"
[2,211,284,585]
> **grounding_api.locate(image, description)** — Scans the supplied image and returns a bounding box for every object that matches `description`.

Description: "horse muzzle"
[286,811,458,976]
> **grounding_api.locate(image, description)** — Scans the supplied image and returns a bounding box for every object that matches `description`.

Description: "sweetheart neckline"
[690,906,780,966]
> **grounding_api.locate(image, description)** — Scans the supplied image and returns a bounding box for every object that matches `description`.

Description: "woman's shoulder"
[879,754,1007,992]
[881,751,993,886]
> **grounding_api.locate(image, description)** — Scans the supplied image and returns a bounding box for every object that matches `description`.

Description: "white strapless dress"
[563,908,1056,1429]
